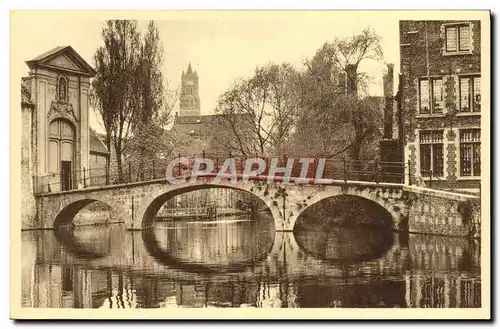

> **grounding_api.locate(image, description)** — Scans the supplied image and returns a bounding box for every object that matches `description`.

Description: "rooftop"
[90,129,109,155]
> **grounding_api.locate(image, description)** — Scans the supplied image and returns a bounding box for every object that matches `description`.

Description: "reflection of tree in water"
[295,225,394,263]
[458,240,481,273]
[163,188,267,214]
[294,195,394,263]
[293,278,407,308]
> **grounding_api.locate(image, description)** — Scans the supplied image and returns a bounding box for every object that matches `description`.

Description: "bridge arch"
[52,196,128,228]
[135,179,284,230]
[288,186,405,231]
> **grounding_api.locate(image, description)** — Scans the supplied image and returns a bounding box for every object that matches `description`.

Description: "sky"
[12,12,401,133]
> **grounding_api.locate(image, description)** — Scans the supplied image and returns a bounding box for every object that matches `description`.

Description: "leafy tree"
[134,21,165,124]
[92,20,180,182]
[91,20,141,182]
[126,21,176,174]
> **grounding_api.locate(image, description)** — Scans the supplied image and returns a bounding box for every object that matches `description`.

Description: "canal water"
[21,197,481,308]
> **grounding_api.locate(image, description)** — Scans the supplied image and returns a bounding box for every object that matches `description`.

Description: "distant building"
[179,63,201,117]
[88,128,109,184]
[399,20,482,194]
[172,64,251,156]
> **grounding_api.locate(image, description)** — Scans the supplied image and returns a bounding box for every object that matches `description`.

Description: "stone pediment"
[26,46,96,77]
[46,54,81,72]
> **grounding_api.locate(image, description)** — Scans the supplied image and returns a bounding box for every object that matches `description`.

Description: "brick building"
[399,20,482,194]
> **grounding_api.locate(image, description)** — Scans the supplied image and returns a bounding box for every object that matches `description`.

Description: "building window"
[445,23,471,53]
[419,78,443,114]
[460,76,481,112]
[460,129,480,177]
[420,130,444,177]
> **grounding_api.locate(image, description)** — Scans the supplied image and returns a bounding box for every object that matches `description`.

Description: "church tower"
[179,63,200,116]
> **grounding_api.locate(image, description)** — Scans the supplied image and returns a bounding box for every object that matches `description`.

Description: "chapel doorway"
[48,119,75,191]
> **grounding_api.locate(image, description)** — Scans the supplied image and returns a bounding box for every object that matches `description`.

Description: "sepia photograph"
[9,10,490,320]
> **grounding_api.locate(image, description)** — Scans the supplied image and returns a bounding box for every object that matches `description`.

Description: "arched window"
[48,119,75,190]
[58,76,68,102]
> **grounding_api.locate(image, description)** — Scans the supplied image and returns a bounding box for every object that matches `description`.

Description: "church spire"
[179,63,200,116]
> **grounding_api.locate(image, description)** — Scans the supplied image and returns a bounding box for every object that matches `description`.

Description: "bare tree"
[292,46,353,158]
[213,63,300,156]
[322,28,384,161]
[263,63,301,155]
[322,28,383,94]
[293,28,384,161]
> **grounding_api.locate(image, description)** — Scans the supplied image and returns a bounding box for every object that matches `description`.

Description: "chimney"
[345,64,358,96]
[383,63,395,139]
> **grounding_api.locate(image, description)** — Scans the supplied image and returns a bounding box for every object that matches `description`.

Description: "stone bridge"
[32,175,481,237]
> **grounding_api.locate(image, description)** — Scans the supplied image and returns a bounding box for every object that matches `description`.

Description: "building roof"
[26,45,97,77]
[172,113,250,138]
[172,115,255,155]
[172,115,216,137]
[90,129,109,155]
[28,46,67,62]
[174,114,224,125]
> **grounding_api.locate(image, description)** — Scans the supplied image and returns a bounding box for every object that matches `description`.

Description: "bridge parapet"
[32,155,481,238]
[405,186,481,238]
[33,155,406,195]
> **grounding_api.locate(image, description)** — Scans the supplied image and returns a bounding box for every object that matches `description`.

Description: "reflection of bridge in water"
[22,220,481,308]
[48,225,405,280]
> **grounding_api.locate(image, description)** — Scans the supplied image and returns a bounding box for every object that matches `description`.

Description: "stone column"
[79,77,90,186]
[445,128,458,189]
[21,100,37,228]
[405,130,419,185]
[36,77,48,176]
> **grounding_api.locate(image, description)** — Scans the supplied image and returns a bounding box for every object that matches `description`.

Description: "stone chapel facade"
[21,46,108,226]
